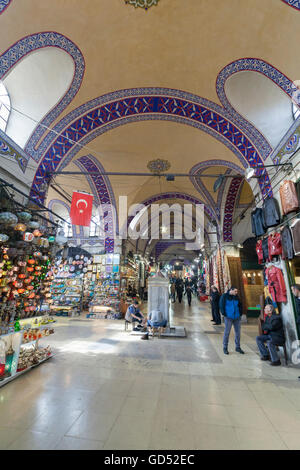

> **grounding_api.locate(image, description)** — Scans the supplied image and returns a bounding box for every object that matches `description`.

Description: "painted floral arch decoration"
[125,0,160,10]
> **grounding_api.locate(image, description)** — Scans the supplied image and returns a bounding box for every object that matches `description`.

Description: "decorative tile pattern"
[30,90,272,204]
[147,158,170,173]
[0,129,27,171]
[223,177,244,242]
[75,155,117,253]
[125,0,160,9]
[275,125,300,164]
[0,0,12,14]
[281,0,300,10]
[189,160,245,221]
[0,32,85,163]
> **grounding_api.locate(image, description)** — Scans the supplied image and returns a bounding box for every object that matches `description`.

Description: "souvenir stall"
[120,252,139,299]
[50,253,92,316]
[87,253,121,319]
[0,207,57,386]
[252,179,300,356]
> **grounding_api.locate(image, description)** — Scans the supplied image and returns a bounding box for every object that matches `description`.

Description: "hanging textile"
[221,248,231,292]
[217,248,224,294]
[290,219,300,256]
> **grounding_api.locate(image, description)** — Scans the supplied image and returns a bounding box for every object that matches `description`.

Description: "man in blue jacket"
[219,286,244,355]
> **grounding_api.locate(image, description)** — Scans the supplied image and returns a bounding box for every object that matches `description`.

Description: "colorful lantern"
[18,212,32,222]
[33,251,42,258]
[17,288,25,294]
[18,274,26,279]
[0,234,9,243]
[33,229,42,237]
[14,223,27,232]
[28,221,39,229]
[48,236,55,243]
[27,267,34,272]
[0,212,18,226]
[23,232,34,242]
[27,259,35,265]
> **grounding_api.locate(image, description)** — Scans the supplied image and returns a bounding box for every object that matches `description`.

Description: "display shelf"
[0,354,53,388]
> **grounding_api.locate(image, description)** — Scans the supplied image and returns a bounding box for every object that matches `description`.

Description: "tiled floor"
[1,297,300,450]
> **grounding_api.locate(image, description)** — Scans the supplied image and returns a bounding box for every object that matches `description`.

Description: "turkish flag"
[70,191,94,226]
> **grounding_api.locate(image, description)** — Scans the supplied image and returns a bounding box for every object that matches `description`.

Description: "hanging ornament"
[33,229,42,237]
[18,261,26,267]
[48,236,55,243]
[28,221,39,229]
[14,223,27,232]
[27,259,35,265]
[0,234,9,243]
[18,212,32,222]
[33,251,42,258]
[27,267,34,272]
[0,212,18,226]
[23,232,34,242]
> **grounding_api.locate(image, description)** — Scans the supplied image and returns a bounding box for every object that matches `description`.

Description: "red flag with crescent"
[70,191,94,226]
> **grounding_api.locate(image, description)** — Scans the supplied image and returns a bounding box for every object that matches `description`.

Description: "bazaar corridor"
[0,298,300,451]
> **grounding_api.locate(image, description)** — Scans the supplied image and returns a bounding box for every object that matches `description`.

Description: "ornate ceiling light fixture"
[124,0,160,11]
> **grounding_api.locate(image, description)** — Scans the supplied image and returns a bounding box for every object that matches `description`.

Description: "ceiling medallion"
[124,0,160,11]
[147,159,171,174]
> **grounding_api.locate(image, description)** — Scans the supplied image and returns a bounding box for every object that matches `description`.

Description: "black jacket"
[281,226,294,260]
[251,208,266,237]
[294,296,300,325]
[210,290,220,309]
[262,313,285,346]
[262,238,269,263]
[262,197,281,228]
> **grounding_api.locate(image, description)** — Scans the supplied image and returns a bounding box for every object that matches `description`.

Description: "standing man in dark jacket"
[291,284,300,325]
[256,304,285,366]
[219,286,244,355]
[210,286,221,325]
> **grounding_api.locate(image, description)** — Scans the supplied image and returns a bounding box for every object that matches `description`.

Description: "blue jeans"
[256,335,279,362]
[147,320,167,328]
[223,317,241,349]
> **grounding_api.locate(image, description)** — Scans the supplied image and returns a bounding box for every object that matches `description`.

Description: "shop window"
[0,82,11,132]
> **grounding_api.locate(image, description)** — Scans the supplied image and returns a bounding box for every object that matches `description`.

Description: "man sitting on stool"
[256,304,285,366]
[147,310,167,330]
[125,300,147,328]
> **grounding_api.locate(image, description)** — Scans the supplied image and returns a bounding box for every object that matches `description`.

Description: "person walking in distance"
[219,286,244,355]
[175,277,184,304]
[185,279,193,307]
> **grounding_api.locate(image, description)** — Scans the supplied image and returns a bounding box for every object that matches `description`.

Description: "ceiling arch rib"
[189,159,245,221]
[30,89,273,203]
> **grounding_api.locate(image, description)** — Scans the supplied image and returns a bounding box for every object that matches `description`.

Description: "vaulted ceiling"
[0,0,299,257]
